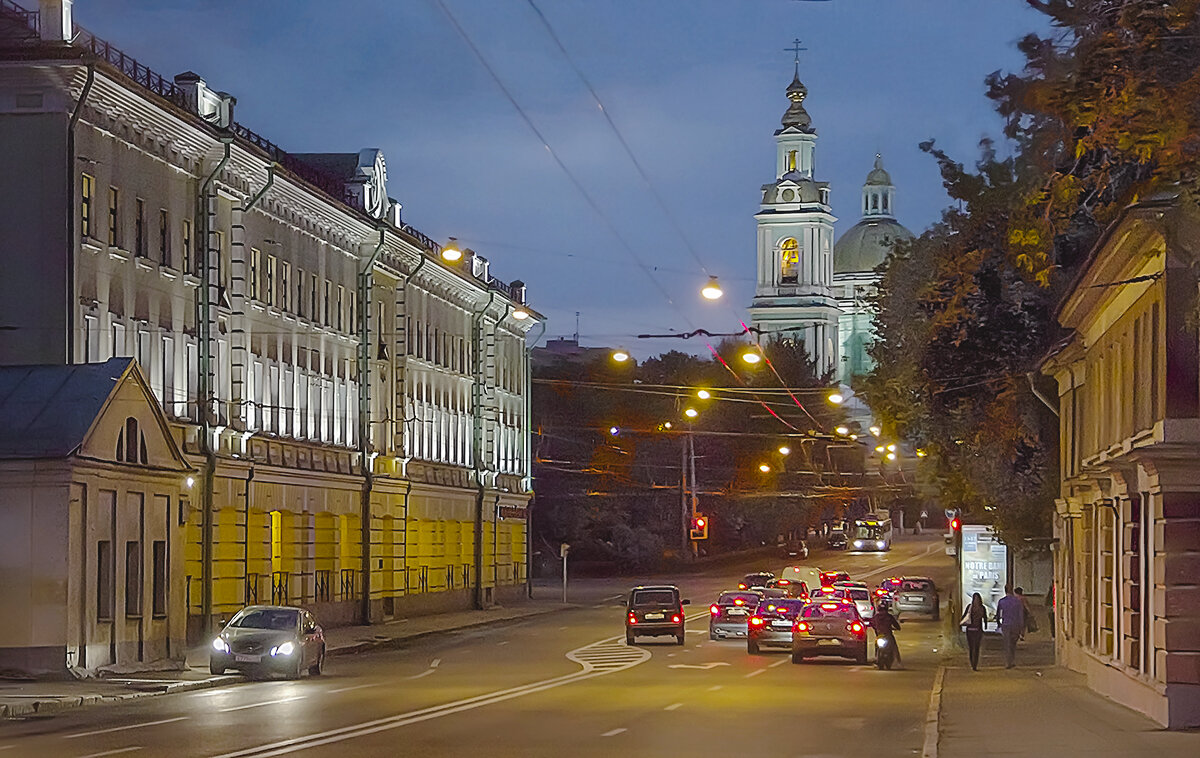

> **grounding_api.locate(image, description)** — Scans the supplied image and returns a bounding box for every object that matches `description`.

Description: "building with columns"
[832,155,914,383]
[0,1,538,673]
[1042,193,1200,728]
[747,70,839,376]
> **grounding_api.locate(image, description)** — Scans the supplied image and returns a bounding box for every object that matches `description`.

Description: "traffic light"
[950,517,960,531]
[689,515,709,540]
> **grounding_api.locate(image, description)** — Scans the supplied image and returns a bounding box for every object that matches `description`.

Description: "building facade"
[747,70,840,376]
[832,155,913,384]
[0,1,538,668]
[1042,195,1200,728]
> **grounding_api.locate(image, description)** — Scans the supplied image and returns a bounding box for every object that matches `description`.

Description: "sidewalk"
[937,627,1200,757]
[1,588,606,720]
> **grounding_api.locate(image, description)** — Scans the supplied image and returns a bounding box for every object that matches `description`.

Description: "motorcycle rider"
[870,598,902,666]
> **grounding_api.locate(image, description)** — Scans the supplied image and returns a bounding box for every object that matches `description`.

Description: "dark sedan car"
[210,605,325,678]
[791,599,868,664]
[827,531,848,550]
[738,572,775,590]
[747,597,807,654]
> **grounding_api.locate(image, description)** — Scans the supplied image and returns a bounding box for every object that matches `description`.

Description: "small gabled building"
[0,358,191,676]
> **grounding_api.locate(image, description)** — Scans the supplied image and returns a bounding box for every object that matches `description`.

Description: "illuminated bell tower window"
[787,150,797,172]
[780,237,799,283]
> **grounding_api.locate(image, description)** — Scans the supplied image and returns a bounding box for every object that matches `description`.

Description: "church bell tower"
[747,57,840,376]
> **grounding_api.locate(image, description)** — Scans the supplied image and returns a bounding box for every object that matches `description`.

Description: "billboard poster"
[959,525,1007,633]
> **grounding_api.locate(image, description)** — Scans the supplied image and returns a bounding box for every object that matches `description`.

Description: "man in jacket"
[995,584,1026,669]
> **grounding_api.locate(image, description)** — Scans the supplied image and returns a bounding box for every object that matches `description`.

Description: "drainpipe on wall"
[357,227,387,624]
[198,137,232,637]
[1027,372,1059,417]
[523,319,545,598]
[67,63,95,363]
[471,291,496,610]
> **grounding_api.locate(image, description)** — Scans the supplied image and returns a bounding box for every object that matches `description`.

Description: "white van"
[780,566,822,599]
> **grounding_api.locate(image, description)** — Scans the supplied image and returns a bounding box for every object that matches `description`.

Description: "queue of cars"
[687,568,941,665]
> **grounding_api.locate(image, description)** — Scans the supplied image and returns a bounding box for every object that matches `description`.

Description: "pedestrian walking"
[959,592,988,671]
[995,584,1026,669]
[1046,583,1056,639]
[1015,587,1037,639]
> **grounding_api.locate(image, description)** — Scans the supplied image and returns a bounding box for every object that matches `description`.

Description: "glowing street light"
[875,446,885,453]
[916,449,928,458]
[701,277,724,300]
[835,425,850,436]
[611,349,630,363]
[869,425,881,436]
[886,452,897,461]
[684,407,699,419]
[511,307,530,320]
[758,463,771,473]
[440,237,463,262]
[778,446,790,455]
[696,389,711,400]
[663,421,673,429]
[741,350,762,365]
[886,443,897,452]
[609,426,620,436]
[827,391,845,405]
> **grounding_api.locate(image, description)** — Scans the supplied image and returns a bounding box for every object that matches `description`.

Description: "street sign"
[559,543,570,558]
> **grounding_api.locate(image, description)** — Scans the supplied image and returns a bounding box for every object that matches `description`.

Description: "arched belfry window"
[116,416,148,464]
[871,194,879,210]
[780,237,799,283]
[883,193,889,212]
[787,150,797,172]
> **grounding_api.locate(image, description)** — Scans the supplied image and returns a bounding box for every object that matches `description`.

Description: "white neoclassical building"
[0,1,539,673]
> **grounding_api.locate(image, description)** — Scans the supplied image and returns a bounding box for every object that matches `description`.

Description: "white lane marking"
[406,669,436,680]
[63,716,188,739]
[664,703,683,711]
[667,662,730,670]
[79,749,142,758]
[744,668,766,678]
[212,636,650,758]
[497,641,509,646]
[430,658,441,668]
[855,543,943,581]
[601,728,627,737]
[327,683,380,694]
[707,685,722,691]
[769,658,790,668]
[219,695,305,713]
[559,626,569,630]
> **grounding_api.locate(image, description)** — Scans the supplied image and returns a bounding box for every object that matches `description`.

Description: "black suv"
[626,585,689,645]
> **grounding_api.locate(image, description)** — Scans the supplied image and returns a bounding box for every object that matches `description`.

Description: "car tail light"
[710,604,721,616]
[849,621,864,635]
[734,598,745,605]
[628,612,637,624]
[874,589,889,597]
[795,621,809,632]
[820,603,839,610]
[737,583,748,589]
[672,614,682,623]
[749,616,765,627]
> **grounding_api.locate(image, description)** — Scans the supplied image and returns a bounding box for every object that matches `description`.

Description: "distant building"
[1042,193,1200,729]
[832,155,914,383]
[0,1,538,672]
[531,337,612,369]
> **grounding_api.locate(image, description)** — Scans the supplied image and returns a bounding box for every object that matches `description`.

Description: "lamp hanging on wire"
[701,276,724,300]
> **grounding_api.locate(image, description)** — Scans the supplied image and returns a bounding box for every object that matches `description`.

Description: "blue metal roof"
[0,358,133,459]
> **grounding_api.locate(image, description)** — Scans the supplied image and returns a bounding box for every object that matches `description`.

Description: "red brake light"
[795,621,809,632]
[628,612,637,625]
[820,603,839,610]
[672,614,682,623]
[749,616,765,627]
[738,583,748,589]
[734,598,745,605]
[777,579,789,585]
[850,621,864,634]
[710,604,721,616]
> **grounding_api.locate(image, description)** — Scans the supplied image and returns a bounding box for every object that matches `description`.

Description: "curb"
[922,664,946,758]
[0,675,242,720]
[327,603,576,657]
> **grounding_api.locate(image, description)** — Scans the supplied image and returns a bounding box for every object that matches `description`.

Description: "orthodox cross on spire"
[785,38,807,76]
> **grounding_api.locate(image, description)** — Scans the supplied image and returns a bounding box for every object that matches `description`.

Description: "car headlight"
[270,641,295,657]
[876,540,886,549]
[212,637,229,654]
[853,540,864,548]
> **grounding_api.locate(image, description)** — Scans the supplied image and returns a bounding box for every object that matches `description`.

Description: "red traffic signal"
[690,515,709,540]
[950,517,961,531]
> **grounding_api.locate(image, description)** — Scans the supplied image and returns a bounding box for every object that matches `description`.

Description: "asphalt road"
[0,535,953,758]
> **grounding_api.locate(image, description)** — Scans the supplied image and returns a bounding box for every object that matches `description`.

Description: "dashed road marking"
[430,658,441,668]
[707,685,722,691]
[219,695,305,713]
[79,748,142,758]
[601,728,627,737]
[327,683,380,694]
[664,703,683,711]
[744,668,766,678]
[63,717,187,739]
[769,658,790,668]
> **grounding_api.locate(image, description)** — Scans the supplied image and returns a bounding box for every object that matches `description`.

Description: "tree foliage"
[863,0,1200,546]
